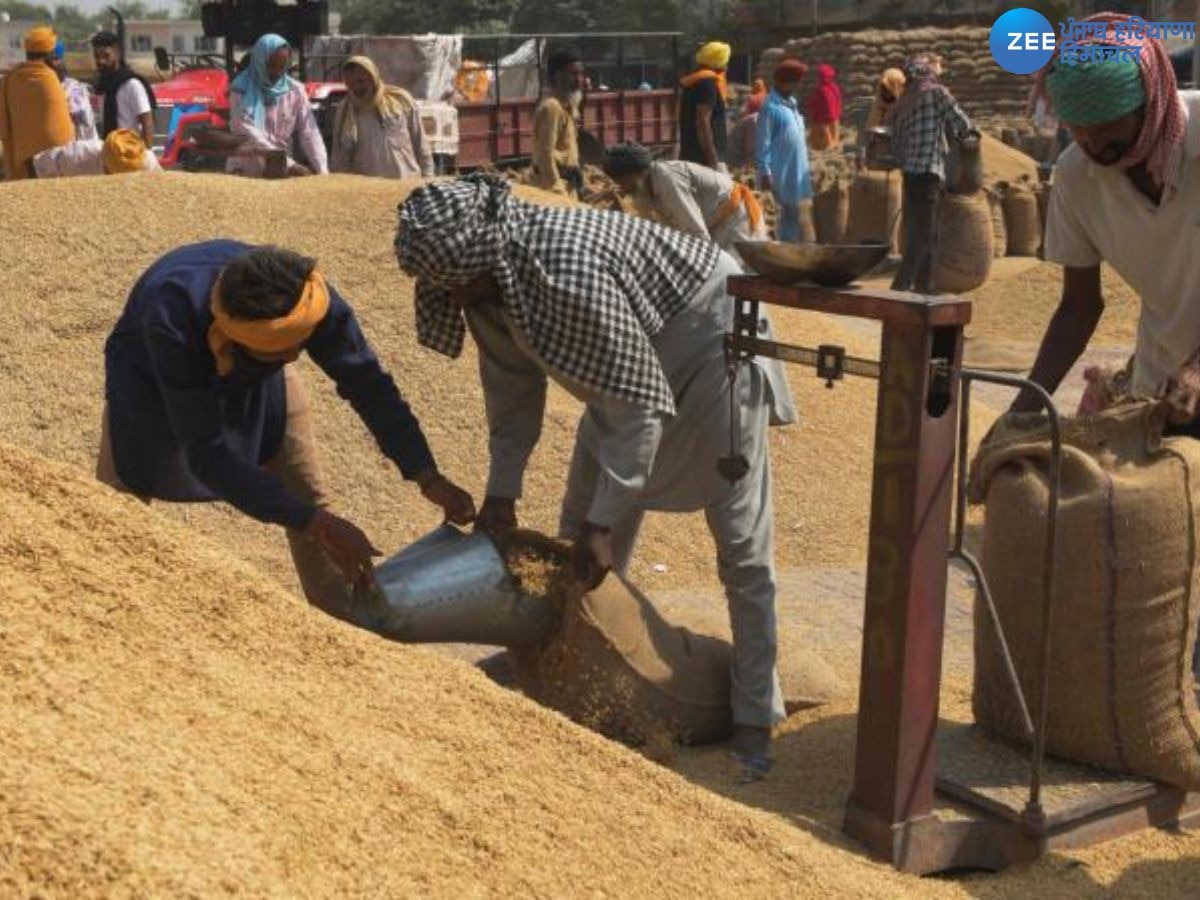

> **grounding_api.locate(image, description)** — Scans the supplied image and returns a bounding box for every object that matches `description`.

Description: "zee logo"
[991,8,1057,74]
[1007,31,1056,51]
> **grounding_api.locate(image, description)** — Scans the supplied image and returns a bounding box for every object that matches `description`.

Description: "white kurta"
[32,138,161,177]
[466,251,797,727]
[633,161,767,265]
[330,102,433,178]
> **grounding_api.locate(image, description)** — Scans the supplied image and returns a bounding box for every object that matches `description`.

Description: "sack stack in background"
[757,28,1030,124]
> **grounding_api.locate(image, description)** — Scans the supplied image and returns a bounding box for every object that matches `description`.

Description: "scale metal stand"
[725,275,1200,874]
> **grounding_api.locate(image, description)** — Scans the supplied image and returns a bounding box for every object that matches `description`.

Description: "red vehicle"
[154,29,680,172]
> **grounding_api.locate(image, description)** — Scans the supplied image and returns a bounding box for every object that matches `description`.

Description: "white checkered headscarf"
[395,173,720,413]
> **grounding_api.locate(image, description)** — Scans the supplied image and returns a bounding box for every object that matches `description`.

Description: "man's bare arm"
[1011,265,1104,412]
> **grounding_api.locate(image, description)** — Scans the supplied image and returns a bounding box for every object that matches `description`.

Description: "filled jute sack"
[1001,181,1041,256]
[933,191,993,294]
[845,170,901,254]
[813,178,850,244]
[512,574,735,745]
[969,402,1200,790]
[986,187,1007,259]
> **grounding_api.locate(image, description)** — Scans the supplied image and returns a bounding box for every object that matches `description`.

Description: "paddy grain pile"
[0,172,958,595]
[1,172,1195,897]
[0,439,945,897]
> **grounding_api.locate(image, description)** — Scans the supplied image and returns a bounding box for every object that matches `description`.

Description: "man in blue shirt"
[755,59,815,243]
[99,240,476,623]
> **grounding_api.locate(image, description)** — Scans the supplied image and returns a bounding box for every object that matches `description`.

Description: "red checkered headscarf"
[1039,12,1186,191]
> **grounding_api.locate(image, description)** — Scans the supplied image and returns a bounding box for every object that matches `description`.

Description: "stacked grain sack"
[765,27,1041,263]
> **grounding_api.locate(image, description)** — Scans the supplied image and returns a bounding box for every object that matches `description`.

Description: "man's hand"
[416,470,476,525]
[304,509,380,588]
[288,162,314,177]
[571,523,613,590]
[476,495,518,535]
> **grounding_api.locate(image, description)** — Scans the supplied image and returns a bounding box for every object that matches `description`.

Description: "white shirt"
[32,138,161,178]
[1045,91,1200,396]
[115,79,151,130]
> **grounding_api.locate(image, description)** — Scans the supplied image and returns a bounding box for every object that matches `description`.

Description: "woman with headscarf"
[395,174,797,778]
[331,55,432,179]
[805,64,843,151]
[680,41,732,170]
[227,34,327,178]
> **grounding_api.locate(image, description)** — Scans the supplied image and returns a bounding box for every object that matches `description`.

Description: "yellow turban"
[24,26,57,54]
[102,130,148,174]
[696,41,731,70]
[208,269,330,377]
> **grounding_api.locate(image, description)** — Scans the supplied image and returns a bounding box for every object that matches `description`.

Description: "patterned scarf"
[394,174,721,413]
[1039,12,1186,191]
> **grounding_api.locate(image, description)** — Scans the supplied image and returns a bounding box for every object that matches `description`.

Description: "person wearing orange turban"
[98,242,477,624]
[0,26,73,179]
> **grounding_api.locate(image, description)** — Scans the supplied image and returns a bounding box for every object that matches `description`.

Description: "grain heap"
[0,172,912,598]
[0,439,941,897]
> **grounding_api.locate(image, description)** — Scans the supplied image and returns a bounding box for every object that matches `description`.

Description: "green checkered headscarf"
[1046,55,1145,127]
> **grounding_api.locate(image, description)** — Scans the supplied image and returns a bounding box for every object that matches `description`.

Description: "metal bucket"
[355,524,559,648]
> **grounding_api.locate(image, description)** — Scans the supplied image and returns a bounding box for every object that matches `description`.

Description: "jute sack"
[512,574,734,746]
[933,191,992,294]
[845,170,901,253]
[1001,181,1041,256]
[986,188,1007,259]
[969,402,1200,790]
[813,178,850,244]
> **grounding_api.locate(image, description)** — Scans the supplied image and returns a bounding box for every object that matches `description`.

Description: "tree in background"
[0,0,52,21]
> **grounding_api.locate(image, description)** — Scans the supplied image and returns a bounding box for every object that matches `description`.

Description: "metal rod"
[950,548,1036,739]
[957,367,1063,828]
[953,376,972,555]
[730,336,882,379]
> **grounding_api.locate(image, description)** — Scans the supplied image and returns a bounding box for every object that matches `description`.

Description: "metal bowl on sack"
[353,524,559,648]
[734,240,890,287]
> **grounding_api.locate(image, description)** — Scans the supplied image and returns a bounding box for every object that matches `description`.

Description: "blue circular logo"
[990,7,1056,75]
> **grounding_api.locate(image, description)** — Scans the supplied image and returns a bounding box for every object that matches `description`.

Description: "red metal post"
[842,313,966,869]
[725,277,972,872]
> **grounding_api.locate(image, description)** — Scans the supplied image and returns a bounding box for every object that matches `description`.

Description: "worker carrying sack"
[969,402,1200,791]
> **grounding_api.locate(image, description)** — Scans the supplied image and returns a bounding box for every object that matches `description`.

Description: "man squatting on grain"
[395,174,798,775]
[99,241,476,622]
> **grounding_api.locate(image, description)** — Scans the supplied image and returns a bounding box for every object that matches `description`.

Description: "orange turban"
[208,269,330,376]
[102,129,147,174]
[24,26,57,54]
